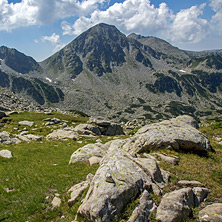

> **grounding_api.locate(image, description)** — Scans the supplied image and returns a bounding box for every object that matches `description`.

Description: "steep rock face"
[0,46,42,74]
[0,69,64,105]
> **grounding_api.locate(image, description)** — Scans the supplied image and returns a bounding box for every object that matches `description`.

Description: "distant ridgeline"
[1,24,222,120]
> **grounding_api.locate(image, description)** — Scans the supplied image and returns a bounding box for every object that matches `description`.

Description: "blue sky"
[0,0,222,62]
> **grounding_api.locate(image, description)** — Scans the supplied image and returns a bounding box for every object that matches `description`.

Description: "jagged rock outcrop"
[123,115,211,154]
[77,140,169,221]
[198,203,222,222]
[74,124,101,136]
[128,190,156,222]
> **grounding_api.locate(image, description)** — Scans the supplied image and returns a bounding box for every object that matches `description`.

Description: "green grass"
[1,113,222,222]
[0,139,99,222]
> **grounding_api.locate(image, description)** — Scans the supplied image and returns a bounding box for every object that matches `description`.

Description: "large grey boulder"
[78,141,168,221]
[89,117,124,136]
[74,124,101,136]
[0,149,13,158]
[47,129,78,140]
[156,188,195,222]
[156,187,209,222]
[199,203,222,222]
[123,115,211,154]
[128,190,156,222]
[69,142,107,164]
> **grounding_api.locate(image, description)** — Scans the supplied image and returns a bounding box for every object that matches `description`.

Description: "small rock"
[178,180,202,186]
[193,187,209,206]
[18,121,34,127]
[0,150,13,159]
[154,153,179,165]
[51,196,61,208]
[199,203,222,222]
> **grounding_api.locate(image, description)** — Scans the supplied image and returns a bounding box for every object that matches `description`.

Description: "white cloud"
[42,33,65,53]
[0,0,106,31]
[210,0,222,33]
[42,33,60,44]
[62,0,209,44]
[167,4,209,43]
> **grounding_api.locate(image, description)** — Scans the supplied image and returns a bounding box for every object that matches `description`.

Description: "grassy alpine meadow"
[0,112,222,222]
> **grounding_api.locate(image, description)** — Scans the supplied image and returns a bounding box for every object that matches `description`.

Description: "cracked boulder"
[123,115,211,154]
[77,140,168,221]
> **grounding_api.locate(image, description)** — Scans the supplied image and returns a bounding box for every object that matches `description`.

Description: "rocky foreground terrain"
[0,111,221,221]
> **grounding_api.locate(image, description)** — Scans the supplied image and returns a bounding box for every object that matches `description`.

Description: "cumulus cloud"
[61,0,209,44]
[0,0,106,31]
[210,0,222,33]
[42,33,65,52]
[167,4,209,43]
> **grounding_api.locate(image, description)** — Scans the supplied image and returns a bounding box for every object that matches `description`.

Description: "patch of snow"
[45,77,52,82]
[179,69,186,73]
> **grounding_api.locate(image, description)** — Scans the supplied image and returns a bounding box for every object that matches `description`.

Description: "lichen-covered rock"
[78,142,168,221]
[68,174,94,207]
[47,129,78,140]
[69,142,107,164]
[0,149,13,158]
[156,188,195,222]
[123,115,211,154]
[156,186,209,222]
[154,153,179,165]
[128,190,156,222]
[88,156,102,166]
[198,203,222,222]
[74,124,101,136]
[51,196,61,208]
[18,134,43,142]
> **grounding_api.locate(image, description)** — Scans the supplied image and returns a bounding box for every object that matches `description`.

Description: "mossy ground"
[0,112,222,221]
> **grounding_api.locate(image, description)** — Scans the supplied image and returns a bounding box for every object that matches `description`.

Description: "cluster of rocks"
[66,115,220,221]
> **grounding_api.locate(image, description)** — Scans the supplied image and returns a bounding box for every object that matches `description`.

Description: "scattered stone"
[178,180,202,186]
[156,188,195,222]
[51,196,61,208]
[89,117,124,136]
[193,187,209,206]
[24,134,43,141]
[18,121,34,127]
[69,142,107,164]
[6,111,18,116]
[128,190,156,222]
[47,129,78,140]
[0,111,6,119]
[154,153,179,165]
[0,131,21,145]
[74,124,101,136]
[88,156,102,166]
[199,203,222,222]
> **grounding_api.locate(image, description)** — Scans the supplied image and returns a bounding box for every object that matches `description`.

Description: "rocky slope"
[1,23,222,122]
[40,23,222,122]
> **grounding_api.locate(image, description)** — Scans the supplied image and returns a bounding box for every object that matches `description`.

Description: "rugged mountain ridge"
[0,47,64,106]
[1,23,222,122]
